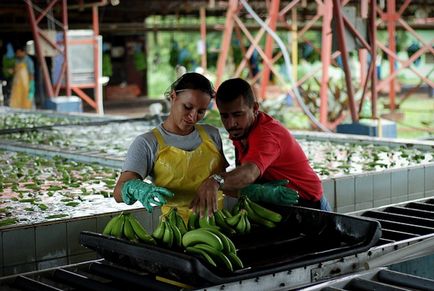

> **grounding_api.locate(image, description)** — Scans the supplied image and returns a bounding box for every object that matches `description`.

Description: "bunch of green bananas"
[102,212,156,245]
[213,209,237,235]
[188,208,250,236]
[187,211,220,230]
[182,227,244,272]
[224,209,251,234]
[235,196,282,228]
[152,208,187,248]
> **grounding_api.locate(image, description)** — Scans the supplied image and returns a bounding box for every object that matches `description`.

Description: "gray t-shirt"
[122,123,227,179]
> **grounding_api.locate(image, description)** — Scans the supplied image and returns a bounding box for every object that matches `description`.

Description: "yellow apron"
[10,62,32,109]
[152,125,225,222]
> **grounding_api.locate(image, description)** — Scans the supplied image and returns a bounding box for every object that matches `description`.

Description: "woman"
[9,45,35,109]
[113,72,228,221]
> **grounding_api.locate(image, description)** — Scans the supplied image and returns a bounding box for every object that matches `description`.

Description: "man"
[192,78,331,216]
[10,44,35,109]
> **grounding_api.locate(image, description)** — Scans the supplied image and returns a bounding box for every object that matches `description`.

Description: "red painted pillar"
[216,0,238,88]
[259,0,280,100]
[200,7,207,71]
[26,1,55,98]
[332,0,358,122]
[92,5,102,114]
[62,0,71,96]
[319,0,333,126]
[370,0,378,118]
[386,0,396,111]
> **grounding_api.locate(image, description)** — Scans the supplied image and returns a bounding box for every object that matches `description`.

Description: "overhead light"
[110,0,120,6]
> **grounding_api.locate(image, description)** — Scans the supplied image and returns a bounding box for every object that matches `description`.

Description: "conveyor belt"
[301,268,434,291]
[1,197,433,291]
[362,198,434,245]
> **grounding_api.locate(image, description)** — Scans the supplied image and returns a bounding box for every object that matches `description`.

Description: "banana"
[246,197,282,223]
[186,246,217,268]
[202,227,236,254]
[198,215,213,228]
[188,212,199,230]
[175,212,188,235]
[103,214,121,236]
[111,214,125,238]
[193,243,233,272]
[168,208,178,226]
[227,252,244,270]
[152,218,166,241]
[225,212,242,227]
[123,215,137,242]
[221,208,232,218]
[182,229,224,251]
[128,215,156,245]
[244,213,251,233]
[244,201,277,228]
[162,220,174,248]
[231,202,241,215]
[169,221,183,248]
[235,211,247,234]
[225,236,237,254]
[214,210,237,236]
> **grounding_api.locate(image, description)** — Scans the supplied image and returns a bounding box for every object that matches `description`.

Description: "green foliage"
[201,109,223,127]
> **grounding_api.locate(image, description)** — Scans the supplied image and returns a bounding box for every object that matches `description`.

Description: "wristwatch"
[210,174,224,189]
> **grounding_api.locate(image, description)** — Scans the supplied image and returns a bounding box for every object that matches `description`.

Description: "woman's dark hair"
[215,78,255,107]
[164,72,215,99]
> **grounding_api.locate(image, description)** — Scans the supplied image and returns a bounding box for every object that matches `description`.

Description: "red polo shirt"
[232,112,323,201]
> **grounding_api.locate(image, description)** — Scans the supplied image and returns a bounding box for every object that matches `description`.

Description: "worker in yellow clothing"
[113,72,228,222]
[10,44,35,109]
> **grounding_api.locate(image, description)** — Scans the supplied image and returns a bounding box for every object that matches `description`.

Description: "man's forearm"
[219,162,260,192]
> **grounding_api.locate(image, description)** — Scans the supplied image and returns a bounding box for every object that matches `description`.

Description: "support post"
[332,0,358,122]
[92,5,102,114]
[200,6,207,71]
[62,0,71,96]
[370,0,378,118]
[259,0,280,100]
[319,0,333,125]
[291,7,298,82]
[25,0,55,98]
[386,0,397,111]
[216,0,238,87]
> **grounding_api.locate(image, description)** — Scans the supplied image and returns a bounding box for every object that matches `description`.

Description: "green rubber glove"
[240,179,299,206]
[121,179,174,212]
[28,79,35,100]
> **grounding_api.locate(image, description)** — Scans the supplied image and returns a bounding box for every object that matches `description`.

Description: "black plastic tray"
[80,206,381,286]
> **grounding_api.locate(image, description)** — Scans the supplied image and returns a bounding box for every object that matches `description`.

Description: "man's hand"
[190,177,220,217]
[121,179,174,212]
[240,180,299,206]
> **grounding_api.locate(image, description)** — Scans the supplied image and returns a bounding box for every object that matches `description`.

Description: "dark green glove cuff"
[240,182,298,206]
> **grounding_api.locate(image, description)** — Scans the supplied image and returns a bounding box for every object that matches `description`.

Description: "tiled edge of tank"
[0,207,156,276]
[322,163,434,213]
[293,130,434,151]
[293,131,434,213]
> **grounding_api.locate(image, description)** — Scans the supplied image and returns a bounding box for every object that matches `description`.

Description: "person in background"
[193,78,331,217]
[9,44,35,109]
[1,42,16,105]
[113,72,228,221]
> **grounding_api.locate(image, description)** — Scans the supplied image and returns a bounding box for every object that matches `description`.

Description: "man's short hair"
[216,78,255,107]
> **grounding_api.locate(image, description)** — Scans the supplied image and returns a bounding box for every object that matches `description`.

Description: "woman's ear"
[170,91,176,103]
